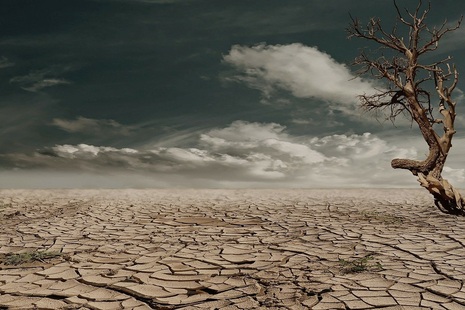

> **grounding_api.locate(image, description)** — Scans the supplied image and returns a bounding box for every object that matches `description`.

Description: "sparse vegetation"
[360,211,403,225]
[339,254,383,274]
[2,250,61,265]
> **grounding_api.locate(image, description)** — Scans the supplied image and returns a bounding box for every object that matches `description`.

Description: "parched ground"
[1,189,465,309]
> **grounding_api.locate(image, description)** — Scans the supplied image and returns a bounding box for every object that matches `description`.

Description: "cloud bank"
[223,43,377,113]
[0,120,441,188]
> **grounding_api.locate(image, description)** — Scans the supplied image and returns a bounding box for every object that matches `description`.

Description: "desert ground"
[1,189,465,309]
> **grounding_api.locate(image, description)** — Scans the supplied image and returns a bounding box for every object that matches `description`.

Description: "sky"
[1,0,465,188]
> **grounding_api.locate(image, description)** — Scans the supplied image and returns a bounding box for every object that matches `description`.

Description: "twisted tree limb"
[348,1,465,215]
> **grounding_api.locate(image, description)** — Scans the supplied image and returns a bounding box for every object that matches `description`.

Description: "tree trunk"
[391,155,465,215]
[420,173,465,215]
[390,95,465,215]
[348,1,464,215]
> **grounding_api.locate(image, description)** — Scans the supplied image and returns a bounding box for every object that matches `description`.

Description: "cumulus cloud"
[223,43,377,113]
[52,116,136,136]
[307,133,421,185]
[310,133,417,161]
[50,144,138,158]
[10,66,72,92]
[0,120,433,188]
[199,121,327,166]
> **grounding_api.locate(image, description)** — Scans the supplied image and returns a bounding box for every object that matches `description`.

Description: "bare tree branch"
[419,16,463,55]
[348,1,465,214]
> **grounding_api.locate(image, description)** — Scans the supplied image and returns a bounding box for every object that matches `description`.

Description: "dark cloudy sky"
[1,0,465,188]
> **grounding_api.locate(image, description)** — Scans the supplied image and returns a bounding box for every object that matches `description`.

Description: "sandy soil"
[1,189,465,309]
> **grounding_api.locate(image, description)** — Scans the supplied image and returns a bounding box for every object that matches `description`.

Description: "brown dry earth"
[1,189,465,309]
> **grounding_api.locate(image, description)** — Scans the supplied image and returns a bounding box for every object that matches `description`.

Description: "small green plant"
[3,250,61,265]
[339,254,383,274]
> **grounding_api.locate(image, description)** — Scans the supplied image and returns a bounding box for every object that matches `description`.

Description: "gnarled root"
[418,173,465,215]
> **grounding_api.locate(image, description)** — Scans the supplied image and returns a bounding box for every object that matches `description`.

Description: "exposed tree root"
[417,173,465,215]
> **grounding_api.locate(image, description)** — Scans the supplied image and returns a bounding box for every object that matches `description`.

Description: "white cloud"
[203,120,286,142]
[223,43,377,113]
[10,66,72,92]
[0,120,433,188]
[23,78,70,92]
[52,116,135,136]
[200,121,326,165]
[311,132,417,160]
[52,144,137,159]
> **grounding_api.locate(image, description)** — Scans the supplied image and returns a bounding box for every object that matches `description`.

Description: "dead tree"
[348,1,465,215]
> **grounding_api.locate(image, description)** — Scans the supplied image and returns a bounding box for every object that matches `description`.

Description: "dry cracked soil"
[1,189,465,309]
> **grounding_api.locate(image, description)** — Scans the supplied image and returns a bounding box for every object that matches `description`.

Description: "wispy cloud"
[10,66,72,92]
[223,43,378,114]
[0,120,429,188]
[23,79,70,92]
[52,116,136,136]
[0,56,14,69]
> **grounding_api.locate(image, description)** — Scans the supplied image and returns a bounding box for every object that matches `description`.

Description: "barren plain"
[1,189,465,309]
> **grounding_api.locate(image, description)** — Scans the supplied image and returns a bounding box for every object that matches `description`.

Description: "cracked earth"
[1,189,465,309]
